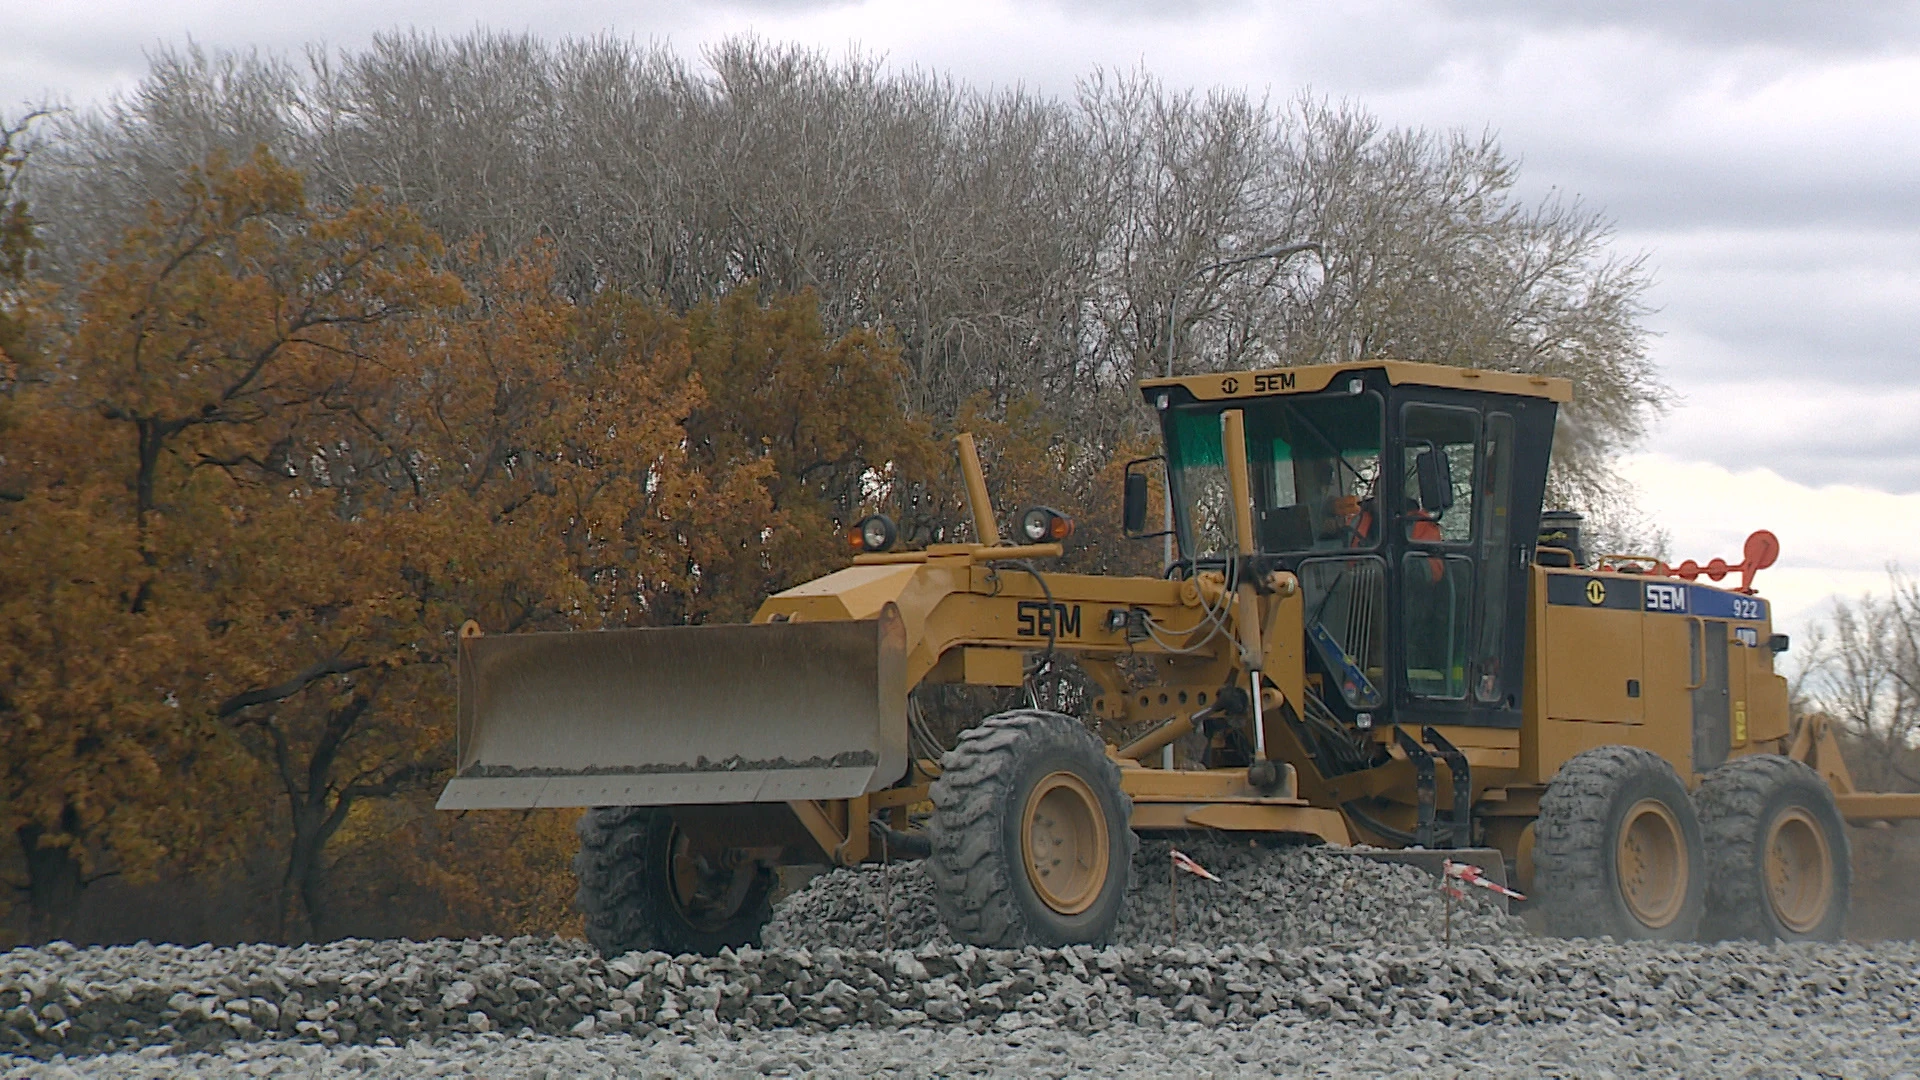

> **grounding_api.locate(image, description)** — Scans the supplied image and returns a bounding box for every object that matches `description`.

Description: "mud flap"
[436,606,908,810]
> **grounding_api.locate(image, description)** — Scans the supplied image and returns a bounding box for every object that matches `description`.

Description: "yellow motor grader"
[440,359,1920,954]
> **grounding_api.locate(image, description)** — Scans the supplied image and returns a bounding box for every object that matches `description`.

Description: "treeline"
[0,34,1659,946]
[0,141,1133,947]
[29,34,1657,514]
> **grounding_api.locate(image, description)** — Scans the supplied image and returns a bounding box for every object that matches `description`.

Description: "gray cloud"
[1441,0,1920,54]
[1627,225,1920,391]
[10,1,1920,511]
[1647,380,1920,494]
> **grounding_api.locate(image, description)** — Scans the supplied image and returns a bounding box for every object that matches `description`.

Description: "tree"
[674,286,939,615]
[30,35,1659,535]
[1,107,201,943]
[0,109,45,373]
[6,139,947,939]
[0,145,475,940]
[1797,570,1920,794]
[6,35,1679,941]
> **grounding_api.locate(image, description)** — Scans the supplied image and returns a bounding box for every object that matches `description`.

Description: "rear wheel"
[1533,745,1706,940]
[1697,755,1850,942]
[927,710,1134,947]
[574,807,775,957]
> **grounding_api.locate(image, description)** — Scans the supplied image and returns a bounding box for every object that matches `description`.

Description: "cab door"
[1394,402,1533,729]
[1396,403,1481,709]
[1691,618,1731,772]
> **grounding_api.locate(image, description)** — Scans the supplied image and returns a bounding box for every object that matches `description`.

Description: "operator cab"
[1141,361,1567,734]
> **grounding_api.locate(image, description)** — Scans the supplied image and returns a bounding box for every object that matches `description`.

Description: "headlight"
[852,514,897,553]
[1018,507,1074,544]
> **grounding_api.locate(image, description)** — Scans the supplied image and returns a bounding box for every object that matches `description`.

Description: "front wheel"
[1533,745,1707,940]
[574,807,775,957]
[927,710,1134,947]
[1697,755,1850,942]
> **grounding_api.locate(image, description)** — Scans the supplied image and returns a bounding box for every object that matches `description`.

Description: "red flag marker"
[1170,849,1222,883]
[1443,859,1527,902]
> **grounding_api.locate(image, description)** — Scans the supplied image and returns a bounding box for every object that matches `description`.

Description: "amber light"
[851,514,898,553]
[1019,507,1074,544]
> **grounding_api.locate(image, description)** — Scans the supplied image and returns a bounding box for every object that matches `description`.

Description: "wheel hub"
[1616,798,1688,929]
[668,827,757,929]
[1021,771,1109,916]
[1764,806,1833,934]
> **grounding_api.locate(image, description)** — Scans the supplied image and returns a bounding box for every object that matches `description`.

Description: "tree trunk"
[279,805,332,943]
[17,816,84,944]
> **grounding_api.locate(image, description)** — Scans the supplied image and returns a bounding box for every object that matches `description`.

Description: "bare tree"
[1798,570,1920,793]
[28,33,1659,522]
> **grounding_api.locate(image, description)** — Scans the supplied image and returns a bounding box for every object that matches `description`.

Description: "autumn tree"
[31,35,1659,544]
[0,138,284,940]
[7,147,460,940]
[6,136,953,939]
[671,286,937,616]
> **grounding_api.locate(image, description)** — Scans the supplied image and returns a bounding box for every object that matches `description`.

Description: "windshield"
[1167,391,1385,560]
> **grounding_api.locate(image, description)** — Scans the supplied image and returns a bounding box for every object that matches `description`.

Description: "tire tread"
[1697,754,1850,942]
[926,709,1134,948]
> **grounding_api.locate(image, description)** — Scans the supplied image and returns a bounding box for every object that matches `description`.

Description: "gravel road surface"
[5,840,1919,1077]
[766,840,1523,951]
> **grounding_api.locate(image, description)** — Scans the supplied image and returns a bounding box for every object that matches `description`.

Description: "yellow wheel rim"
[1616,798,1689,929]
[667,825,747,928]
[1021,771,1110,916]
[1764,807,1833,934]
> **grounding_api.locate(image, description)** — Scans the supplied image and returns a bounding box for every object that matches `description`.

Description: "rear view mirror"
[1121,456,1171,540]
[1123,473,1149,534]
[1415,446,1455,514]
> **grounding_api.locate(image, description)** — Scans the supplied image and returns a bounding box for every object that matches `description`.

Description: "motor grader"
[440,358,1920,954]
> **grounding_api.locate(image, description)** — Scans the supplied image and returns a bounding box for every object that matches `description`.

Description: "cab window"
[1248,392,1384,554]
[1401,405,1478,545]
[1167,391,1384,560]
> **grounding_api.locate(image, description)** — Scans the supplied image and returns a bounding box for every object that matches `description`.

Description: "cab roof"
[1138,359,1573,405]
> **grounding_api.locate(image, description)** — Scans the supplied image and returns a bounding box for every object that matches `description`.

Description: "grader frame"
[440,358,1920,951]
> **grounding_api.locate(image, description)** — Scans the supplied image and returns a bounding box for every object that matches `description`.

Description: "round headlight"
[1020,508,1049,543]
[1019,507,1073,544]
[854,513,897,553]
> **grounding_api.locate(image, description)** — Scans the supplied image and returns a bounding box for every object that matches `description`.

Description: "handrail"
[852,542,1065,566]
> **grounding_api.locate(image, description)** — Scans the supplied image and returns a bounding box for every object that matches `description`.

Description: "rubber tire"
[1697,754,1851,942]
[927,710,1135,948]
[573,806,775,957]
[1533,745,1707,941]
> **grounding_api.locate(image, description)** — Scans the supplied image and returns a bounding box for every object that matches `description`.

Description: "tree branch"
[217,656,369,718]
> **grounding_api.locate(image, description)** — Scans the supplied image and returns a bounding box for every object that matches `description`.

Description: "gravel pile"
[9,838,1920,1074]
[8,931,1920,1063]
[765,839,1523,951]
[15,1014,1920,1079]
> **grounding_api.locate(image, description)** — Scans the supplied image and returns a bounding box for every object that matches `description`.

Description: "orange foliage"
[1,148,949,944]
[325,800,583,941]
[948,395,1159,579]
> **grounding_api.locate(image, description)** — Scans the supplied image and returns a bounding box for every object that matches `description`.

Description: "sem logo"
[1585,579,1606,605]
[1220,376,1240,394]
[1645,583,1688,613]
[1017,600,1082,638]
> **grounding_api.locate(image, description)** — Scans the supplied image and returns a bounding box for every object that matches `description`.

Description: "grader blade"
[436,607,908,810]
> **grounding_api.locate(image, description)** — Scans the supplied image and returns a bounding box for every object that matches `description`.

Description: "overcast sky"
[8,0,1920,638]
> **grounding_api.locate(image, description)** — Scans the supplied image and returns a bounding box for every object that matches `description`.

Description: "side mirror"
[1121,456,1171,540]
[1414,446,1454,514]
[1123,473,1149,535]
